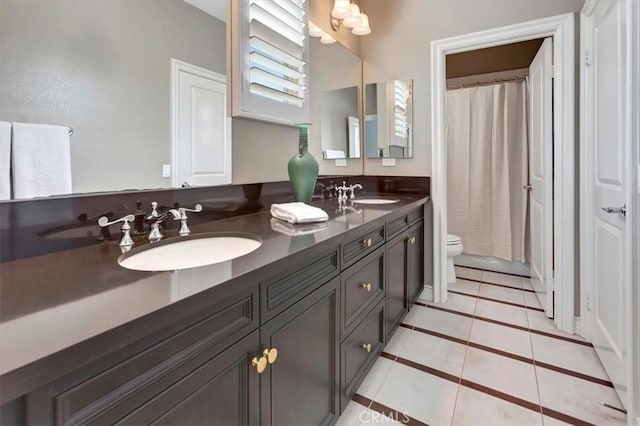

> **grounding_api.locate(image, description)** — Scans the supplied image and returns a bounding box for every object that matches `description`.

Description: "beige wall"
[360,0,585,176]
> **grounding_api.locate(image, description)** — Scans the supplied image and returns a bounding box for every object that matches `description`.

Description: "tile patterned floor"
[336,266,627,426]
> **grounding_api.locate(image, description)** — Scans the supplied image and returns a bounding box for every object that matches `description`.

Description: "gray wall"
[360,0,585,176]
[0,0,226,194]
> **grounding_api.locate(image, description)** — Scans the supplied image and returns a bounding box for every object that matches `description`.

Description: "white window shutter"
[231,0,309,125]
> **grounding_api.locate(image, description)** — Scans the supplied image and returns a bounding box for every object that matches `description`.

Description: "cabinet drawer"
[340,300,384,410]
[342,225,385,268]
[50,286,259,425]
[261,249,339,323]
[387,215,409,240]
[408,206,424,225]
[341,248,384,338]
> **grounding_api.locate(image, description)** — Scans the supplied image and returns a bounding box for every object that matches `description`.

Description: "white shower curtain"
[446,81,529,263]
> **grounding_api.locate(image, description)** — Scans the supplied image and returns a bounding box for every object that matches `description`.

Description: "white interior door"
[528,38,554,317]
[582,0,632,409]
[172,60,231,187]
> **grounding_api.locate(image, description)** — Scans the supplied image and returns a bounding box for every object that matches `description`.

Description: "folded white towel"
[270,202,329,224]
[270,218,328,236]
[0,122,11,200]
[12,122,72,198]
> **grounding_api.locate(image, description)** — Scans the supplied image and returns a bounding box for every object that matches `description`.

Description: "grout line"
[376,352,597,426]
[414,301,592,347]
[456,264,532,279]
[456,276,536,293]
[448,289,544,312]
[353,393,429,426]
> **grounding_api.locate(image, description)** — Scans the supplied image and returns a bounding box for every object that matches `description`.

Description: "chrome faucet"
[348,183,363,200]
[98,214,135,248]
[336,181,364,204]
[146,209,181,242]
[175,204,203,236]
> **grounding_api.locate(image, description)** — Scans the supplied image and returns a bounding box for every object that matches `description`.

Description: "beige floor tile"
[385,327,467,377]
[374,362,459,425]
[524,292,543,309]
[449,278,481,296]
[526,310,586,341]
[452,386,543,426]
[530,334,609,380]
[429,292,477,315]
[479,283,526,305]
[475,299,529,328]
[336,401,369,426]
[461,347,540,405]
[404,304,473,341]
[536,367,626,425]
[454,266,483,281]
[468,319,533,358]
[482,271,523,289]
[356,356,395,400]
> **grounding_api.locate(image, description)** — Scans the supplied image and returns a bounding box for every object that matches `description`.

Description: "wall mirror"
[0,0,227,200]
[308,36,362,161]
[364,79,414,158]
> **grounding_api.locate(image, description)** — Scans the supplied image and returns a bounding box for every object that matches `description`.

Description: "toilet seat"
[446,234,462,245]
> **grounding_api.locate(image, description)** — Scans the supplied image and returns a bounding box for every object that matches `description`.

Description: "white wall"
[360,0,586,176]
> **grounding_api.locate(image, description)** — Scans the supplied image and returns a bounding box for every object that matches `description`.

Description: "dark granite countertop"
[0,194,428,402]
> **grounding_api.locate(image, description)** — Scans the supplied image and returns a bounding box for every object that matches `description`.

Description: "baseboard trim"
[418,285,433,303]
[573,316,582,336]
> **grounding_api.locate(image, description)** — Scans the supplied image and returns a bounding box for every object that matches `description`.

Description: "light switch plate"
[382,158,396,167]
[335,159,347,167]
[162,164,171,177]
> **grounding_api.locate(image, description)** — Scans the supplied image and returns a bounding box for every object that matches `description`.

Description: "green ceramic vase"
[287,123,318,204]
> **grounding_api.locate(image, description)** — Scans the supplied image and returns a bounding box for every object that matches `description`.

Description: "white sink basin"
[352,198,399,205]
[118,233,262,271]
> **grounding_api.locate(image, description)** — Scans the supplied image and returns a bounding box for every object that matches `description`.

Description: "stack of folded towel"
[270,218,328,236]
[270,202,329,224]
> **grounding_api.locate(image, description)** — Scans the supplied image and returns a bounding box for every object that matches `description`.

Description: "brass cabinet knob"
[363,238,372,247]
[362,343,372,353]
[252,356,267,373]
[263,347,278,364]
[361,282,372,292]
[408,237,416,244]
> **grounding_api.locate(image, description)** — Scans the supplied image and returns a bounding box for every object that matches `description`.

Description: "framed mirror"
[308,36,362,162]
[364,79,414,158]
[0,0,227,200]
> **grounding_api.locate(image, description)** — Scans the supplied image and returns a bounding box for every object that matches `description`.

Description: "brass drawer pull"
[361,282,372,292]
[408,237,416,244]
[251,356,267,373]
[263,347,278,364]
[362,343,372,353]
[362,238,372,247]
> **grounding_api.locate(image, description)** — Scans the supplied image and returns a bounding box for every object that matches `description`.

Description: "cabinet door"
[260,277,340,426]
[119,331,260,426]
[407,221,425,306]
[386,232,408,340]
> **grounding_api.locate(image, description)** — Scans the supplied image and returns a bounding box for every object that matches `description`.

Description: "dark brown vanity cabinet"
[407,220,425,306]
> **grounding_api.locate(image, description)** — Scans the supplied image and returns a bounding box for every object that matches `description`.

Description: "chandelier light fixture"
[330,0,371,35]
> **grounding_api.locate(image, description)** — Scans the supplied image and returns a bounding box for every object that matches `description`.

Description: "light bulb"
[343,4,362,28]
[331,0,352,19]
[308,21,324,37]
[320,33,336,44]
[352,12,371,35]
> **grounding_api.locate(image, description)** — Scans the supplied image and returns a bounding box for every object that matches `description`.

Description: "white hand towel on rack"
[0,122,11,200]
[270,202,329,224]
[12,122,72,198]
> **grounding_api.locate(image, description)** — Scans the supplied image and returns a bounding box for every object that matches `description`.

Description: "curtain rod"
[447,76,526,90]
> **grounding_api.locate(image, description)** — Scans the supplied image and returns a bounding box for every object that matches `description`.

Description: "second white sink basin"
[118,233,262,272]
[352,198,399,205]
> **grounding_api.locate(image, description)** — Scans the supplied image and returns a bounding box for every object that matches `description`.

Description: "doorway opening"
[430,13,576,334]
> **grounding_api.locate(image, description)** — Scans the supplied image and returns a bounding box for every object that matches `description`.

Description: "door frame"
[580,0,639,421]
[170,58,232,188]
[430,13,576,333]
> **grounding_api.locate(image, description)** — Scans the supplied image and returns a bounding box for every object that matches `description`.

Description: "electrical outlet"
[335,159,347,167]
[382,158,396,167]
[162,164,171,177]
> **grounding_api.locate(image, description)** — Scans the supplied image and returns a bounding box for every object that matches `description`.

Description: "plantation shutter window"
[231,0,309,125]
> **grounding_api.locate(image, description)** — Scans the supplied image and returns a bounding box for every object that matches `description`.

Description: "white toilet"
[446,234,463,283]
